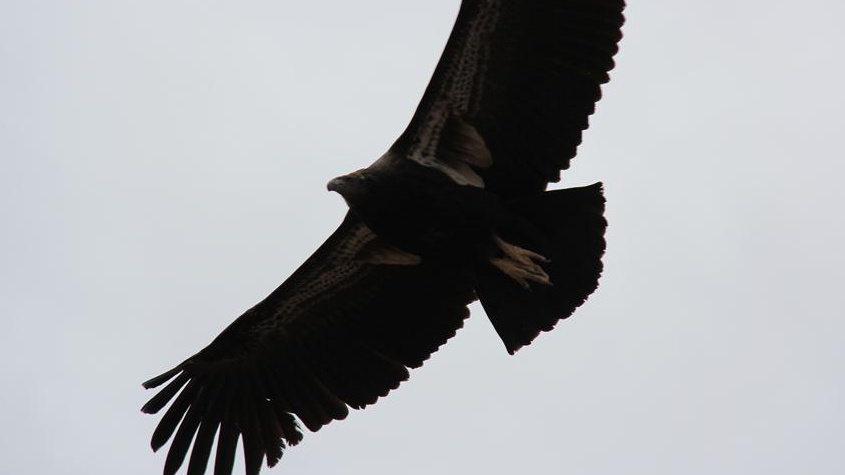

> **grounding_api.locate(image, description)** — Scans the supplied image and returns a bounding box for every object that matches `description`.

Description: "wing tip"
[143,365,184,390]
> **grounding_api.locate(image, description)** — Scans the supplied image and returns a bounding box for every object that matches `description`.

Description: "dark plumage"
[142,1,625,474]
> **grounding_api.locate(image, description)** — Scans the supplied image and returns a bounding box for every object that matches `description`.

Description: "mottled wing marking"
[250,222,378,336]
[407,0,500,187]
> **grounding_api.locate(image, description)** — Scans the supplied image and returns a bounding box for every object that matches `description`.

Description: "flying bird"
[142,1,625,474]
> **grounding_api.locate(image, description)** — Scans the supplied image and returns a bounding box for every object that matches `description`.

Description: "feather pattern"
[391,0,625,197]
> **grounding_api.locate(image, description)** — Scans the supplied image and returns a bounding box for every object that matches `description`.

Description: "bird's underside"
[142,1,625,475]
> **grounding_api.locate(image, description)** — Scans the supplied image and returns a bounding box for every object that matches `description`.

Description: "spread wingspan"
[143,2,625,474]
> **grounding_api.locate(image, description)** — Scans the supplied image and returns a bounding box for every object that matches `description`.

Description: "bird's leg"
[490,235,552,288]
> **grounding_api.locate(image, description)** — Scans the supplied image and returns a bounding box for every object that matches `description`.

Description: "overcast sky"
[1,1,844,474]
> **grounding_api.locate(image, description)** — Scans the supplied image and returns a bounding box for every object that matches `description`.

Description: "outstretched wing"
[142,212,475,475]
[390,0,625,197]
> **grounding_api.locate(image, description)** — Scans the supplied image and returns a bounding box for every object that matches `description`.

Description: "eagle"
[142,1,625,474]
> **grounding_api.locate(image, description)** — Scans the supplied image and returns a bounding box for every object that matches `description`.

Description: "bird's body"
[142,2,625,475]
[329,157,504,267]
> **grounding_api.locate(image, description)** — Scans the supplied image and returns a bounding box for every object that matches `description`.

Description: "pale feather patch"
[411,154,486,188]
[356,239,422,266]
[439,115,493,169]
[405,101,492,188]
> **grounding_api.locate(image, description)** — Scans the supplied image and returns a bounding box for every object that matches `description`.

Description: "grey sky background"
[1,1,843,474]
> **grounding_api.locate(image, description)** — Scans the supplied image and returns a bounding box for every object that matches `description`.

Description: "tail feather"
[477,183,606,354]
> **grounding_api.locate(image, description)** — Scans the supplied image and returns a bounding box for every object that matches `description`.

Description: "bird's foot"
[490,236,552,288]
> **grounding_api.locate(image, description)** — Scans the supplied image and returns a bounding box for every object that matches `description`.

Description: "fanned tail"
[477,183,607,354]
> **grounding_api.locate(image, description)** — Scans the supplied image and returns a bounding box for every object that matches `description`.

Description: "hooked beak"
[326,176,346,193]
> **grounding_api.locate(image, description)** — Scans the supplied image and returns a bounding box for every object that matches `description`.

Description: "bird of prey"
[142,1,625,474]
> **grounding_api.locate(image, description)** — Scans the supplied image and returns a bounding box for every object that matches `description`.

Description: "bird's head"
[327,168,372,204]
